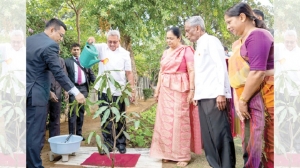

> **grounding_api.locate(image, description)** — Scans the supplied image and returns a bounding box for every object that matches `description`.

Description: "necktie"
[76,57,82,85]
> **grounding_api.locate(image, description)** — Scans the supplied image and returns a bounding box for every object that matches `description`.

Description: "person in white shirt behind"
[0,30,26,154]
[185,16,236,168]
[87,30,135,155]
[275,29,300,152]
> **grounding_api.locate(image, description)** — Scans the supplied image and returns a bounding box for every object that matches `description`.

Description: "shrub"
[143,88,153,101]
[127,105,157,148]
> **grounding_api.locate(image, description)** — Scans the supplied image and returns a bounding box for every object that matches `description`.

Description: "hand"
[234,103,244,121]
[154,92,159,102]
[130,92,135,103]
[75,93,86,104]
[50,91,58,102]
[87,37,95,44]
[187,91,194,104]
[216,95,226,111]
[193,100,198,106]
[238,100,251,120]
[64,91,69,100]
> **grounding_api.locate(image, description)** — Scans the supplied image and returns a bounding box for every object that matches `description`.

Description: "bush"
[143,88,153,101]
[127,105,157,148]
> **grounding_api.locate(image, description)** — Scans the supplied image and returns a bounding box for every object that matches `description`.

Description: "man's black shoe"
[117,144,126,154]
[119,148,126,154]
[76,134,85,141]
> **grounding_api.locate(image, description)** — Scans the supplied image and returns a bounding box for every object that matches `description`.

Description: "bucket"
[79,42,100,68]
[48,135,82,155]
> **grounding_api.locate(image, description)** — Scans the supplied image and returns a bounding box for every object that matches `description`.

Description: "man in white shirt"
[87,30,135,154]
[275,30,300,152]
[0,30,26,153]
[185,16,236,168]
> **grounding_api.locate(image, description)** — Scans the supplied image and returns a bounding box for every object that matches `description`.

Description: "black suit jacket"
[49,57,68,100]
[26,32,74,106]
[64,57,96,91]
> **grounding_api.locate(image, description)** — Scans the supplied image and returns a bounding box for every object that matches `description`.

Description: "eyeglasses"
[108,41,119,44]
[58,32,65,38]
[285,40,296,45]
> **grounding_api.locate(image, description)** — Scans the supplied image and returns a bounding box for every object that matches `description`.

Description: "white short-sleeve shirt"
[94,43,132,96]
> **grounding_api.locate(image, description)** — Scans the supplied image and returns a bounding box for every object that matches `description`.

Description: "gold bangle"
[239,96,248,103]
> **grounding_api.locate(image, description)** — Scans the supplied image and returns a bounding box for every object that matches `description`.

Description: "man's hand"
[50,91,58,102]
[216,95,226,111]
[87,37,96,44]
[64,91,69,100]
[130,92,136,103]
[75,93,86,104]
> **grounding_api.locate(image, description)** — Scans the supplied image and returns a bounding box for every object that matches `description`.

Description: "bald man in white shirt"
[185,16,236,168]
[88,30,135,155]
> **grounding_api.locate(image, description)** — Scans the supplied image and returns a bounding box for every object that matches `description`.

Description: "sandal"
[176,161,189,167]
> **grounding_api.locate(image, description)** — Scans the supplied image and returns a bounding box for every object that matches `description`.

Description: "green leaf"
[108,74,116,87]
[101,144,110,158]
[123,131,130,140]
[275,106,285,114]
[85,105,91,116]
[95,134,102,148]
[0,106,12,117]
[124,89,132,96]
[107,87,112,101]
[124,97,130,106]
[134,120,140,130]
[279,109,287,125]
[5,109,14,126]
[69,100,76,117]
[101,109,111,126]
[288,107,297,119]
[14,107,24,122]
[87,131,95,144]
[93,105,108,119]
[111,107,120,122]
[130,112,140,118]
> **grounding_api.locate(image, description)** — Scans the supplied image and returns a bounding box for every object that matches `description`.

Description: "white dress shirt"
[193,33,231,100]
[73,56,86,84]
[1,44,26,96]
[94,43,132,96]
[275,44,300,96]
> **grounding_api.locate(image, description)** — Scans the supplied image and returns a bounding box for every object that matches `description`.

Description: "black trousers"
[68,85,88,136]
[47,100,62,138]
[26,95,47,168]
[98,92,126,149]
[198,98,236,168]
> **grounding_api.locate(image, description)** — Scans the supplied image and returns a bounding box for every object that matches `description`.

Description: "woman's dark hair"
[225,2,266,29]
[167,26,181,39]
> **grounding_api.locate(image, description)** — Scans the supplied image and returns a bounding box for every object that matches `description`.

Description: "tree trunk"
[75,10,81,44]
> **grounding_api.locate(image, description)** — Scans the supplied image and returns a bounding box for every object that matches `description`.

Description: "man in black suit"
[26,18,86,168]
[65,43,96,141]
[48,53,68,138]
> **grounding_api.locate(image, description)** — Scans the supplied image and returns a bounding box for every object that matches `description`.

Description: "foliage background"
[26,0,273,85]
